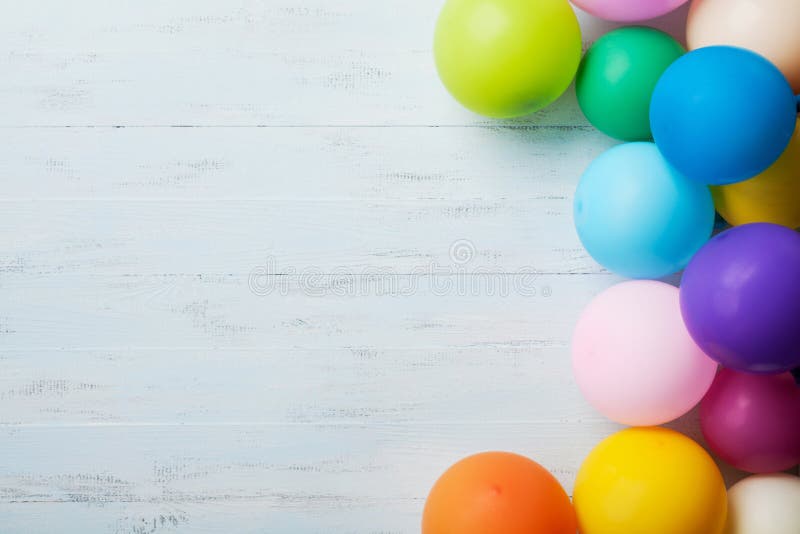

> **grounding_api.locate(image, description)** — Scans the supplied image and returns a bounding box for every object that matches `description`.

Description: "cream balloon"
[687,0,800,91]
[724,474,800,534]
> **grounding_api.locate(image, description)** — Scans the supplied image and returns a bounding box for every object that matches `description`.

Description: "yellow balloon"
[434,0,581,118]
[574,427,727,534]
[713,119,800,229]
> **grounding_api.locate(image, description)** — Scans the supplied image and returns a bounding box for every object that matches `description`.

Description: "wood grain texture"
[0,0,688,127]
[1,2,762,533]
[0,127,615,277]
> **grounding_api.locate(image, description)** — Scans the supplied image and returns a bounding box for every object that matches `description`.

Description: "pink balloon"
[572,280,717,426]
[571,0,689,22]
[701,369,800,473]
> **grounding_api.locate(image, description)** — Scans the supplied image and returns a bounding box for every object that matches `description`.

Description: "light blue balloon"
[574,142,714,279]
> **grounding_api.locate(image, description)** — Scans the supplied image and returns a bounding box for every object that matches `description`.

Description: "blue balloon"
[650,46,796,185]
[574,142,714,279]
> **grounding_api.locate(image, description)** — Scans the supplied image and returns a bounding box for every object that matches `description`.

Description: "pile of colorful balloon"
[424,0,800,532]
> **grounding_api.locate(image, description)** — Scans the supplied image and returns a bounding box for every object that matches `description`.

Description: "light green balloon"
[434,0,582,118]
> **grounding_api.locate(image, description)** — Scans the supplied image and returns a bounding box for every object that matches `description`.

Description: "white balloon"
[725,473,800,534]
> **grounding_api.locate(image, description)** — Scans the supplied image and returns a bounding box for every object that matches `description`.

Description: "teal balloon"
[574,142,714,278]
[576,26,684,141]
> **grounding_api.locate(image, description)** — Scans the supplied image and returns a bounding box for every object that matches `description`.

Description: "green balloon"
[576,27,684,141]
[434,0,582,119]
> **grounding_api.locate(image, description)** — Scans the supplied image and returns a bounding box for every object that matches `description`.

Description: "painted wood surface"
[0,2,761,533]
[0,1,687,127]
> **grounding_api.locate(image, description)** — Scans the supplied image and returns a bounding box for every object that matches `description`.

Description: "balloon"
[680,223,800,374]
[650,46,796,185]
[713,119,800,229]
[422,452,576,534]
[572,281,717,426]
[701,369,800,473]
[574,427,727,534]
[576,26,684,140]
[571,0,688,22]
[687,0,800,92]
[574,142,714,278]
[434,0,581,118]
[725,474,800,534]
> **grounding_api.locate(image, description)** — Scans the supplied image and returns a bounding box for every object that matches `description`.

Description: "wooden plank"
[0,1,689,127]
[0,127,616,275]
[0,500,419,534]
[0,125,614,199]
[0,198,599,274]
[0,272,617,352]
[0,341,596,427]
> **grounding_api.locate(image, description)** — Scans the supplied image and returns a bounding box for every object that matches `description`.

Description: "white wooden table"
[0,2,737,532]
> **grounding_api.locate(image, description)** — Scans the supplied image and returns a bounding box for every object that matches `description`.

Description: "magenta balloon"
[571,0,688,22]
[701,368,800,473]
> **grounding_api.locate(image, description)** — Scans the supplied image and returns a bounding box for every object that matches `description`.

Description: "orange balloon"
[422,452,576,534]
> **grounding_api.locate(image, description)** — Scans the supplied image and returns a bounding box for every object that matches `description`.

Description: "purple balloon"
[701,368,800,473]
[680,223,800,374]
